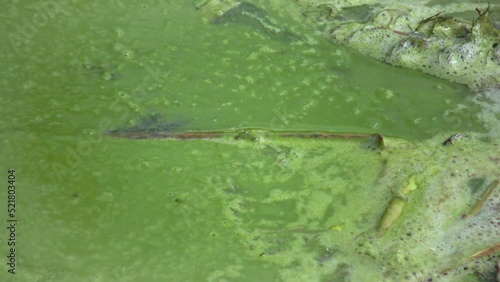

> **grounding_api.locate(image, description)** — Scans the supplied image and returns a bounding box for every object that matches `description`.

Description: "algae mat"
[0,0,499,281]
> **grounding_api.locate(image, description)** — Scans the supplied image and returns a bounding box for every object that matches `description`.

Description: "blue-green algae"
[0,1,499,281]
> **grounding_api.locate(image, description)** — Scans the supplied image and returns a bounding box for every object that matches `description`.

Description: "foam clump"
[300,1,500,91]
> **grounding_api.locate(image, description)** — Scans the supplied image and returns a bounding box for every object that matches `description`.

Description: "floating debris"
[442,133,469,146]
[275,132,374,139]
[234,130,258,142]
[470,179,499,216]
[108,121,386,145]
[364,133,385,150]
[400,175,418,196]
[470,243,500,260]
[299,2,500,91]
[376,175,419,237]
[110,128,387,145]
[376,197,406,237]
[197,0,299,41]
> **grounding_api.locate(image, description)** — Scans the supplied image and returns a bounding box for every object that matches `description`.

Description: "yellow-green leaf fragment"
[376,197,406,237]
[400,175,418,196]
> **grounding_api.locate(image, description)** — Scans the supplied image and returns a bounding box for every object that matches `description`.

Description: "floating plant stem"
[109,128,385,144]
[470,243,500,260]
[274,132,374,139]
[469,179,499,216]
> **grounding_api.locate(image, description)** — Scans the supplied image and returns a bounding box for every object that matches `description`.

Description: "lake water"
[1,1,498,281]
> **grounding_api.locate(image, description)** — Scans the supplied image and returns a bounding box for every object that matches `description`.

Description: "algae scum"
[109,124,500,281]
[1,0,500,281]
[132,1,500,280]
[297,0,500,92]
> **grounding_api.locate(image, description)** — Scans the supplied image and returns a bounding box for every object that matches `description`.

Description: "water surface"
[0,1,496,281]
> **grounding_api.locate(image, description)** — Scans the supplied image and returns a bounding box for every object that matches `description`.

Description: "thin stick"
[470,180,499,216]
[274,132,374,139]
[109,129,384,142]
[471,243,500,260]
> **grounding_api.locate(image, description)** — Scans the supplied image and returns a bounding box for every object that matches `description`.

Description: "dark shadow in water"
[107,114,188,136]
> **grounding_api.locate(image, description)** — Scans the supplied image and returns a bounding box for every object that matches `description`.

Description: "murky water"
[1,1,498,281]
